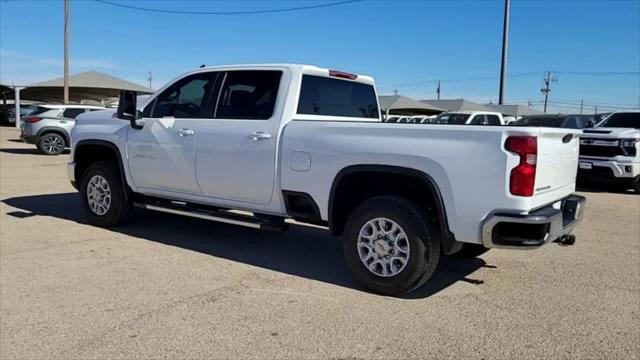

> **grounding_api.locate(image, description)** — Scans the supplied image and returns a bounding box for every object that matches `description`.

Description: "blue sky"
[1,0,639,113]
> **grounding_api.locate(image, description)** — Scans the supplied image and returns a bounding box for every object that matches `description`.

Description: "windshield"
[512,116,564,127]
[433,113,470,125]
[598,112,640,128]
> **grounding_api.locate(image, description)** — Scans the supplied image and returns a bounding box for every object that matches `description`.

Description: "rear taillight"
[24,117,43,123]
[329,70,357,80]
[505,136,537,197]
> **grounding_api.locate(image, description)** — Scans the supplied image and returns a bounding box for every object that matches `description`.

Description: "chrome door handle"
[177,128,195,136]
[248,132,272,141]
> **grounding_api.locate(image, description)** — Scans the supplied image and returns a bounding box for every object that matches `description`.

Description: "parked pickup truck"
[68,64,585,295]
[431,111,505,126]
[578,111,640,193]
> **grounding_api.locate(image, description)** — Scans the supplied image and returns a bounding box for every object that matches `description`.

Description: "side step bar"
[135,199,288,232]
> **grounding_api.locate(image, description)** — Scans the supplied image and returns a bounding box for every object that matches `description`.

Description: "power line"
[529,100,639,110]
[555,71,640,76]
[551,97,640,108]
[378,72,540,88]
[93,0,364,15]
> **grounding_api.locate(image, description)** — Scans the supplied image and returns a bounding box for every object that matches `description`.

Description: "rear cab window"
[297,75,379,119]
[486,114,501,125]
[433,113,470,125]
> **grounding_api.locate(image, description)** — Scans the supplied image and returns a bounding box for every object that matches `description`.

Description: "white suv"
[20,104,105,155]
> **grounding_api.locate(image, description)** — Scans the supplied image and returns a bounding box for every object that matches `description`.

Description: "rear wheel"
[633,176,640,194]
[343,196,440,296]
[37,133,65,155]
[79,161,133,226]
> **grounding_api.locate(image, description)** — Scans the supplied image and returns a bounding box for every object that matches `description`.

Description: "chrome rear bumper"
[482,194,586,249]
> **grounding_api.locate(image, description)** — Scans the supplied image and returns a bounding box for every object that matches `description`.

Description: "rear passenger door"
[195,69,286,204]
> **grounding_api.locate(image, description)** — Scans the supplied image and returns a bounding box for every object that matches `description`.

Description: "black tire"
[633,176,640,194]
[37,133,65,155]
[343,196,440,296]
[79,161,133,226]
[454,243,490,258]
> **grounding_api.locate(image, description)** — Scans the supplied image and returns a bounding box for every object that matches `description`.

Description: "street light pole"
[64,0,69,104]
[498,0,510,105]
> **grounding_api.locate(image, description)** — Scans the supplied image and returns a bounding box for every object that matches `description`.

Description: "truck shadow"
[3,192,489,299]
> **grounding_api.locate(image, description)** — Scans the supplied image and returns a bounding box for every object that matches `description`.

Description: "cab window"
[486,115,501,125]
[151,72,217,118]
[469,114,487,125]
[215,70,282,120]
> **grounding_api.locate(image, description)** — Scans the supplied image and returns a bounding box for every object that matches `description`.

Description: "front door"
[127,72,217,194]
[195,70,285,204]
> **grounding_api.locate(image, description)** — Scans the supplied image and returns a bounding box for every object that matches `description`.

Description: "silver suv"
[20,105,105,155]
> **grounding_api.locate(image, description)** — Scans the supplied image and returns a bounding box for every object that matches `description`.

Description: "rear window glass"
[432,113,470,125]
[513,116,564,127]
[486,114,501,125]
[30,106,53,116]
[599,112,640,128]
[297,75,379,118]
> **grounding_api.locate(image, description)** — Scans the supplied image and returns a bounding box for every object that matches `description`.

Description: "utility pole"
[436,80,441,100]
[147,71,153,90]
[540,71,556,113]
[498,0,510,105]
[594,105,598,115]
[580,99,584,114]
[63,0,69,104]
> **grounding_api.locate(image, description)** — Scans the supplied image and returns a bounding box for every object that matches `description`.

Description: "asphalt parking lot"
[0,126,638,359]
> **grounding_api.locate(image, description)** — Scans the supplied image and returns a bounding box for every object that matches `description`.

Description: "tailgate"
[534,129,580,197]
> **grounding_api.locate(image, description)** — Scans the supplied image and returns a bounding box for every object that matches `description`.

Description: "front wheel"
[633,176,640,194]
[343,196,440,296]
[79,161,133,226]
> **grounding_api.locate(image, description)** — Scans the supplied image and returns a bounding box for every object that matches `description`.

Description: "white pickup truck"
[68,64,585,295]
[578,111,640,193]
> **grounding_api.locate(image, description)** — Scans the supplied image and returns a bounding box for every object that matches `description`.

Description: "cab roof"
[187,63,376,85]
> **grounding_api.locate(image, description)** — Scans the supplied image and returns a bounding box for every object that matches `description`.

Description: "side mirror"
[117,90,142,129]
[585,121,595,128]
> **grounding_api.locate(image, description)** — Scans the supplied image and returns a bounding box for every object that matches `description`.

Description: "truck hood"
[582,127,640,139]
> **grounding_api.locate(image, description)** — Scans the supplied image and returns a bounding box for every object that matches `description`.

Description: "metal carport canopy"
[420,98,496,112]
[20,70,153,103]
[379,95,445,115]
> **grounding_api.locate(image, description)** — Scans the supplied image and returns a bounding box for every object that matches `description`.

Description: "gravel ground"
[1,126,638,359]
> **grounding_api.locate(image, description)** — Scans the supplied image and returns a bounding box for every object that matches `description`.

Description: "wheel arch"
[36,127,70,146]
[74,140,130,200]
[328,164,460,254]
